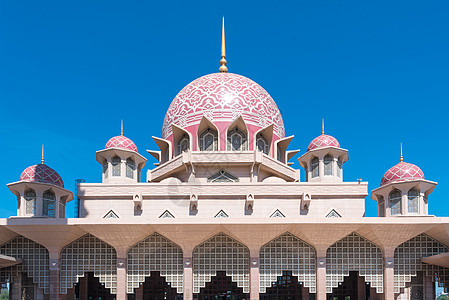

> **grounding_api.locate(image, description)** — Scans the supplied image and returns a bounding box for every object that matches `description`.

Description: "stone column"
[318,157,324,180]
[49,254,62,300]
[316,255,327,300]
[79,276,88,300]
[423,274,435,300]
[249,249,259,300]
[183,256,193,300]
[135,285,144,300]
[357,274,366,299]
[401,191,407,215]
[116,257,127,300]
[383,254,395,300]
[10,274,21,299]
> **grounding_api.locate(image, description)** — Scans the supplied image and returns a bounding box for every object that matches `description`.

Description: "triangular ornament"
[104,210,119,218]
[159,210,175,218]
[270,209,285,218]
[214,210,229,218]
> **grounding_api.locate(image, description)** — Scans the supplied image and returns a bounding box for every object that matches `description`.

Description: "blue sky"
[0,0,448,218]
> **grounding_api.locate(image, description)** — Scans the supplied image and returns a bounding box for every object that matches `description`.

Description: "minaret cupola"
[96,121,147,183]
[298,120,348,182]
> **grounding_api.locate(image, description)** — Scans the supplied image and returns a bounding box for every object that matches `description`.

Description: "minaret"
[219,17,228,73]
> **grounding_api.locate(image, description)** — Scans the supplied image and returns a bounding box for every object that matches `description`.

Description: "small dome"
[105,135,138,153]
[381,162,424,186]
[20,164,64,188]
[307,134,340,151]
[162,73,285,142]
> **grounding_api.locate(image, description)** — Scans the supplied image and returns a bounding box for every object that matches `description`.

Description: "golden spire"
[121,120,123,136]
[400,143,403,162]
[41,144,45,164]
[219,17,228,73]
[322,118,325,135]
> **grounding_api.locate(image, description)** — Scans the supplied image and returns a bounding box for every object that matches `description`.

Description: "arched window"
[227,128,247,151]
[177,134,189,155]
[324,154,333,176]
[337,159,342,178]
[256,134,269,154]
[103,160,108,179]
[277,145,283,163]
[378,196,385,217]
[59,196,67,218]
[389,190,402,216]
[24,189,36,215]
[408,188,419,213]
[126,158,134,179]
[112,156,121,176]
[311,157,319,178]
[199,128,218,151]
[43,190,55,218]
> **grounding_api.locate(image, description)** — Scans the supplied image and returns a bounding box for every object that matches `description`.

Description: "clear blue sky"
[0,0,448,218]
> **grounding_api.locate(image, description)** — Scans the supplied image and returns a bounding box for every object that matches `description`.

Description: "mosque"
[1,19,449,300]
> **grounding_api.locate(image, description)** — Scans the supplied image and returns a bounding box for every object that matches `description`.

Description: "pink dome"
[162,73,285,144]
[20,164,64,188]
[307,134,340,151]
[105,135,138,153]
[381,162,424,186]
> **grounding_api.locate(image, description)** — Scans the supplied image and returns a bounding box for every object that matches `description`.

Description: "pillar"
[357,274,366,299]
[116,257,127,300]
[423,274,435,300]
[316,256,327,300]
[135,284,144,300]
[79,276,88,300]
[49,252,62,300]
[384,255,395,300]
[10,274,21,299]
[183,255,193,300]
[249,249,259,300]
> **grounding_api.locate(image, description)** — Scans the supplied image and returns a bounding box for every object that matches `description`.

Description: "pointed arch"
[197,116,220,151]
[172,124,192,156]
[254,124,273,155]
[259,232,316,293]
[60,234,117,294]
[394,234,449,293]
[126,233,183,294]
[0,236,50,294]
[193,233,250,294]
[226,115,248,151]
[326,232,383,293]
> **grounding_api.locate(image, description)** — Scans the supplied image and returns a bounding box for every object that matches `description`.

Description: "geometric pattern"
[326,209,341,218]
[105,135,138,153]
[326,232,384,293]
[126,233,183,293]
[159,210,175,218]
[193,233,250,293]
[20,164,64,188]
[207,170,239,183]
[270,209,285,218]
[394,234,449,293]
[60,234,117,294]
[307,134,340,151]
[162,73,285,140]
[259,232,316,293]
[381,162,424,186]
[104,210,119,218]
[214,210,229,218]
[0,236,50,294]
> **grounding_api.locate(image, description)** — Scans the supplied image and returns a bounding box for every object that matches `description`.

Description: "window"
[227,128,247,151]
[59,196,67,218]
[256,134,269,154]
[112,156,121,176]
[24,189,36,215]
[277,145,283,163]
[199,128,218,151]
[378,196,385,217]
[126,158,134,179]
[43,190,55,218]
[207,170,239,183]
[389,190,402,216]
[324,154,333,176]
[103,160,108,179]
[177,134,189,155]
[311,157,319,178]
[337,159,342,178]
[408,188,419,213]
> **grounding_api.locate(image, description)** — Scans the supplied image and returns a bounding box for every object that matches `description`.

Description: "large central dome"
[162,73,285,145]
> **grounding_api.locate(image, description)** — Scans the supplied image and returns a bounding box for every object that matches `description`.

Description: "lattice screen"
[0,236,50,294]
[259,232,316,293]
[326,232,383,293]
[127,233,183,293]
[394,233,449,293]
[60,234,117,294]
[193,233,249,293]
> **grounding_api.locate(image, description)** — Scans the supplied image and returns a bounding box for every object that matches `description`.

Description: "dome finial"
[41,144,45,164]
[121,120,123,136]
[400,143,403,162]
[322,118,325,135]
[219,17,228,73]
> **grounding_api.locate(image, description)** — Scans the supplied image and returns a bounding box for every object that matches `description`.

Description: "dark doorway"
[260,270,304,300]
[74,272,115,300]
[195,271,249,300]
[326,271,370,300]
